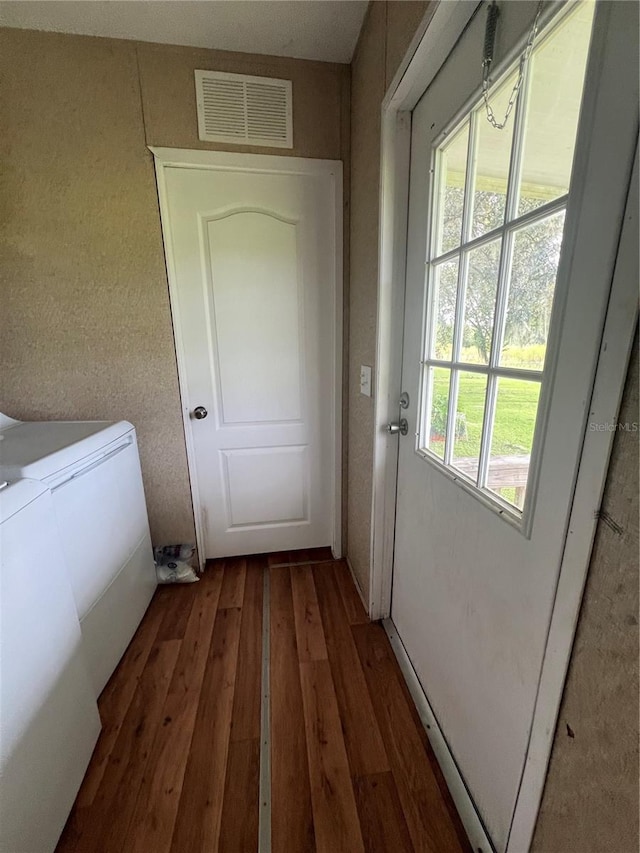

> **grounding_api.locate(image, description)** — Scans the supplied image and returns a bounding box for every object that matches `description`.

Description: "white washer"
[0,478,101,853]
[0,414,157,695]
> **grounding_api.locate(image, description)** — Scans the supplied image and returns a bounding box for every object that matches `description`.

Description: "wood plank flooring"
[57,551,470,853]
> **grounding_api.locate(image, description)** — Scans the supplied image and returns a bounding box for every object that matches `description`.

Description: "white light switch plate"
[360,365,372,397]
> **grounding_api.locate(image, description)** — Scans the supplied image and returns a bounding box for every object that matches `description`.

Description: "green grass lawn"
[432,370,540,459]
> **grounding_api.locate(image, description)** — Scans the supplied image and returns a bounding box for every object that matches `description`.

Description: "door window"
[419,1,595,519]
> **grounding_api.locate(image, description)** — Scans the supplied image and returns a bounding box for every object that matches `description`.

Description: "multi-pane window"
[419,1,595,517]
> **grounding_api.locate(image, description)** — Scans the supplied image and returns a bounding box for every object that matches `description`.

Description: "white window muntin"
[417,3,591,529]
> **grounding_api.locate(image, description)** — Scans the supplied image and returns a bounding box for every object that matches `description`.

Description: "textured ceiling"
[0,0,368,63]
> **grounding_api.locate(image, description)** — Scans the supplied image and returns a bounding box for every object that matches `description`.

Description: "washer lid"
[0,479,49,524]
[0,420,134,481]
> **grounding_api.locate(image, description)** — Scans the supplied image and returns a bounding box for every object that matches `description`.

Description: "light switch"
[360,365,372,397]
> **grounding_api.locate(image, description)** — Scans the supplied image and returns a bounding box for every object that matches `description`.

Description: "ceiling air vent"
[195,70,293,148]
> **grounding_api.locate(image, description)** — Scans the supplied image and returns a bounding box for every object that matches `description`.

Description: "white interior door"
[391,2,637,850]
[157,152,341,559]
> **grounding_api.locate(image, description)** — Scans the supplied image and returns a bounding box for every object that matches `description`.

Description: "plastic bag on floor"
[155,560,199,584]
[154,543,196,563]
[154,544,199,584]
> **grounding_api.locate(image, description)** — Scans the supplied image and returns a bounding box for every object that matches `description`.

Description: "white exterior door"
[391,2,637,850]
[156,152,341,559]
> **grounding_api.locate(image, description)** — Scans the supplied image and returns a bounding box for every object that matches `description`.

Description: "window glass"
[420,2,595,519]
[460,239,502,365]
[451,371,488,483]
[488,379,541,509]
[517,2,595,215]
[500,212,565,370]
[471,72,518,238]
[426,367,452,460]
[430,258,459,360]
[438,123,469,255]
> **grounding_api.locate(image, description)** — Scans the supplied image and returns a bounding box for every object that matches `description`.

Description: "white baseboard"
[383,618,495,853]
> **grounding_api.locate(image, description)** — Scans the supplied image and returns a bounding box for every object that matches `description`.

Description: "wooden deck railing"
[453,455,530,507]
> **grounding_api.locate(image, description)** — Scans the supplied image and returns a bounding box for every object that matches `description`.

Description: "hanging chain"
[481,0,544,130]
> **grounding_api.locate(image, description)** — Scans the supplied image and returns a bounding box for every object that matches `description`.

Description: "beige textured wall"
[0,27,349,548]
[348,1,430,598]
[384,0,431,89]
[137,41,348,160]
[533,333,639,853]
[0,28,195,544]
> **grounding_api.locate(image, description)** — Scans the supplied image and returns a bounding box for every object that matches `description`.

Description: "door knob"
[193,406,208,420]
[386,418,408,436]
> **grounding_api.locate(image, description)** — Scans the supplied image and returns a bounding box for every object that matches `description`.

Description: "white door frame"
[370,1,638,850]
[151,147,343,568]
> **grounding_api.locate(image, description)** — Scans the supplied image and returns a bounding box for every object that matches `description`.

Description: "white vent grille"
[195,70,293,148]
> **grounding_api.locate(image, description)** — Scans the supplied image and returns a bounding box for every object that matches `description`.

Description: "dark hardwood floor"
[57,551,470,853]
